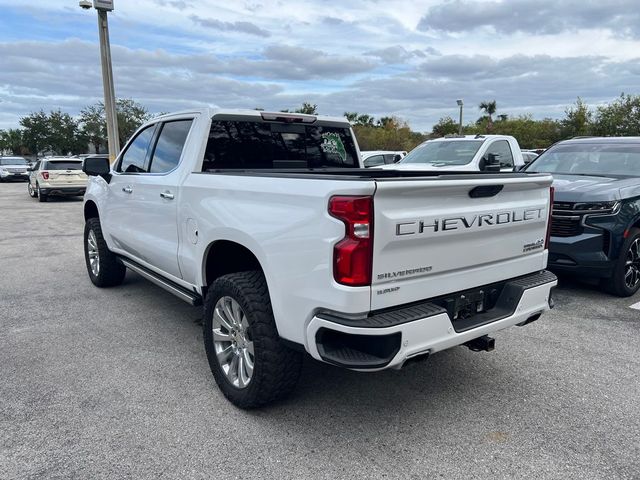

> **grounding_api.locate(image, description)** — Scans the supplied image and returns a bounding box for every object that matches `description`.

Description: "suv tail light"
[329,196,373,286]
[545,186,554,249]
[41,171,49,180]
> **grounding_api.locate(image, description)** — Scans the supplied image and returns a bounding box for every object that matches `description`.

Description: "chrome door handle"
[122,186,133,194]
[160,191,174,200]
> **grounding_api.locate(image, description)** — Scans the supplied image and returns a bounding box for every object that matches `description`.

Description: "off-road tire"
[603,227,640,297]
[84,217,126,287]
[203,271,302,409]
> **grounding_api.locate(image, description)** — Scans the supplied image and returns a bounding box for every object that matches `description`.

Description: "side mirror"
[480,153,501,172]
[393,154,402,163]
[83,156,111,182]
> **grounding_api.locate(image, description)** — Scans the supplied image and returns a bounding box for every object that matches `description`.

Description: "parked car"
[381,135,526,172]
[82,108,556,408]
[0,157,30,182]
[361,150,406,167]
[525,137,640,296]
[28,157,88,202]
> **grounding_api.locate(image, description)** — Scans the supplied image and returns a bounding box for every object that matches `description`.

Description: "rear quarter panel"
[178,173,376,345]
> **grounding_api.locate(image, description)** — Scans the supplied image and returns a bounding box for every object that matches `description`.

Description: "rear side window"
[364,155,385,167]
[44,161,82,170]
[149,120,193,173]
[117,125,156,173]
[202,120,359,170]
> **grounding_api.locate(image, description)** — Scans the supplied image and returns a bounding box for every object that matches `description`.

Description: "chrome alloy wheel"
[624,238,640,289]
[87,229,100,277]
[212,296,254,388]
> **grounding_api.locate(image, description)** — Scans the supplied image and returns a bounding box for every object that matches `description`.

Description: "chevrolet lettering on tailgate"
[395,207,545,236]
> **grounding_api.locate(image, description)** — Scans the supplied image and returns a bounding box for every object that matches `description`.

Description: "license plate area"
[431,282,507,332]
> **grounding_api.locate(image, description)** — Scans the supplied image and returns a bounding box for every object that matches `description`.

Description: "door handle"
[160,191,174,200]
[122,186,133,194]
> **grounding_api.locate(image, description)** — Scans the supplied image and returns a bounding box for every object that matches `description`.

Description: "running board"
[119,258,202,306]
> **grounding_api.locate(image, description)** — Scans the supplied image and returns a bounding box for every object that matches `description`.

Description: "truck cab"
[381,135,525,173]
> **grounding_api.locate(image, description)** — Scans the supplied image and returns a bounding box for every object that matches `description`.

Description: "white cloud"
[0,0,639,130]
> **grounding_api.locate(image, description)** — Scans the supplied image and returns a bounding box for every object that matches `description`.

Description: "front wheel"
[84,218,126,287]
[604,228,640,297]
[203,271,302,409]
[28,182,38,198]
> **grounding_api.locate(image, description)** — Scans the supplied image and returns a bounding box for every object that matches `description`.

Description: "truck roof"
[151,108,350,126]
[430,134,516,142]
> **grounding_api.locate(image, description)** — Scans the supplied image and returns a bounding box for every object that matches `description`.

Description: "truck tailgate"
[371,175,553,310]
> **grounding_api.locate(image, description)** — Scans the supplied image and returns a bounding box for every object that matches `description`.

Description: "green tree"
[478,100,497,132]
[592,93,640,136]
[79,103,107,153]
[562,97,592,138]
[0,129,25,155]
[294,102,318,114]
[46,110,86,155]
[79,98,152,150]
[431,116,460,137]
[19,110,49,155]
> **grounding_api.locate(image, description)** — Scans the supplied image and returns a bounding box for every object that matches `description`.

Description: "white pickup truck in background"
[382,134,526,172]
[82,109,557,408]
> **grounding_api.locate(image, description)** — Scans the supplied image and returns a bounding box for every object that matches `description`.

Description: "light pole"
[79,0,120,163]
[456,99,464,135]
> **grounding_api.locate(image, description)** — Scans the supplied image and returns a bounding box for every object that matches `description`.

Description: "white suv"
[28,157,89,202]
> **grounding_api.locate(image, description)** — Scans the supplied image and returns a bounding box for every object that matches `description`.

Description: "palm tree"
[479,100,497,132]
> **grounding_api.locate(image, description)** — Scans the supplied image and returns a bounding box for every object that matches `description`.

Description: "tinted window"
[364,155,385,167]
[202,120,359,170]
[44,161,82,170]
[485,140,514,168]
[149,120,193,173]
[118,125,155,173]
[527,143,640,176]
[401,141,483,166]
[0,158,27,165]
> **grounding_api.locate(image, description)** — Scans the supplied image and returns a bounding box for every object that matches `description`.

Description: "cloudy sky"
[0,0,639,131]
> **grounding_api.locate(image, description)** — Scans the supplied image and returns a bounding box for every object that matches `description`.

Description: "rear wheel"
[28,182,38,198]
[84,217,126,287]
[203,271,302,408]
[604,228,640,297]
[37,184,48,202]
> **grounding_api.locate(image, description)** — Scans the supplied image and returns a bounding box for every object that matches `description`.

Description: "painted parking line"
[629,301,640,310]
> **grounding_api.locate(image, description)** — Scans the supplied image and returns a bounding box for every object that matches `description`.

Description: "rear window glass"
[45,161,82,170]
[202,120,359,170]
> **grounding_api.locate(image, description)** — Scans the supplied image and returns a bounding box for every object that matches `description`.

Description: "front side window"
[400,140,483,166]
[485,140,514,168]
[149,120,193,173]
[117,125,156,173]
[202,120,359,170]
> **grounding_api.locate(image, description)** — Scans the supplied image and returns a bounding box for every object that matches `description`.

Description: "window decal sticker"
[321,132,347,162]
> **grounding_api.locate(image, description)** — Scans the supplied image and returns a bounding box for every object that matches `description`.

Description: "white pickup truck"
[382,135,526,172]
[82,109,557,408]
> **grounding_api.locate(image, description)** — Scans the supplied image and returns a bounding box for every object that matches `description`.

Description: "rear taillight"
[545,186,554,249]
[41,171,49,180]
[329,195,373,286]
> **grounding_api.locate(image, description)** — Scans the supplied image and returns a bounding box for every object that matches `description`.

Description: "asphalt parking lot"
[1,181,639,479]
